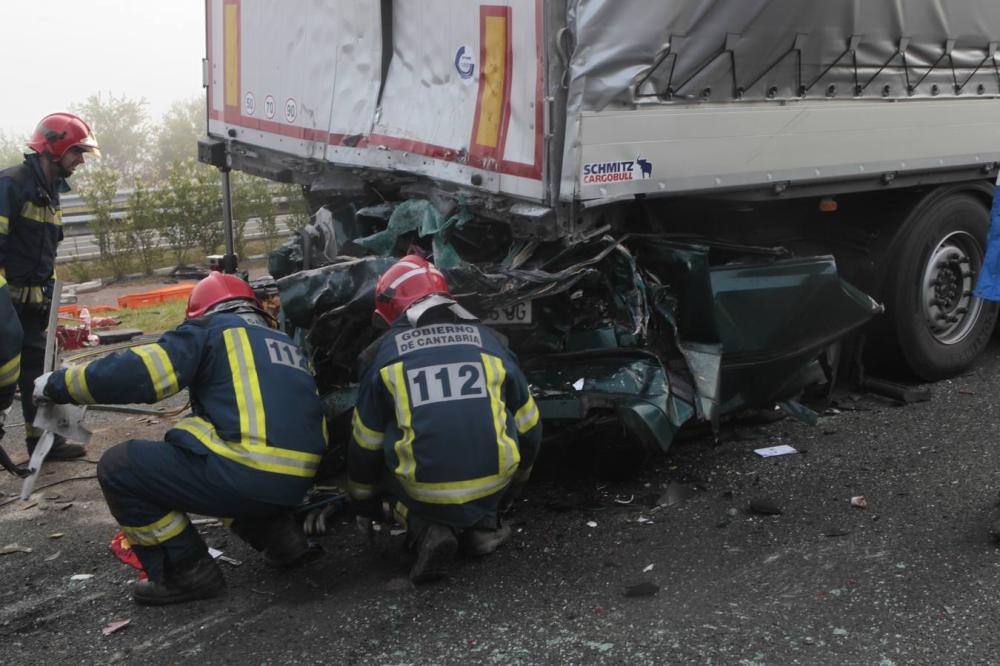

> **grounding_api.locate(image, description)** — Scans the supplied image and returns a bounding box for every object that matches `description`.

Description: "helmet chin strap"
[43,152,71,179]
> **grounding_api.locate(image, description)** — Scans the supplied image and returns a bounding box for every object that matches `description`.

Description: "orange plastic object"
[58,303,119,317]
[117,284,196,309]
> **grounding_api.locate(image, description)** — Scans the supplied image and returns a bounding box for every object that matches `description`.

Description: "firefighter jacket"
[47,312,328,505]
[0,154,68,305]
[976,173,1000,300]
[0,275,22,396]
[348,315,542,528]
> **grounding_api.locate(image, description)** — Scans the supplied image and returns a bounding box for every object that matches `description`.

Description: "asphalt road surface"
[3,341,1000,664]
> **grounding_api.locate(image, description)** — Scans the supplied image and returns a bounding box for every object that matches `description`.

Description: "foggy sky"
[2,1,204,137]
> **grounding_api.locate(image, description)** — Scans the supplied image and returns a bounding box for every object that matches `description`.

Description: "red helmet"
[186,272,258,318]
[374,255,451,325]
[27,113,101,159]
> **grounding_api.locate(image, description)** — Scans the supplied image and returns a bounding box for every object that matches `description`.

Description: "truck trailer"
[199,0,1000,464]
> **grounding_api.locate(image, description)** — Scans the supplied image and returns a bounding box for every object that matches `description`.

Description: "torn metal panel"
[276,211,880,456]
[525,351,696,454]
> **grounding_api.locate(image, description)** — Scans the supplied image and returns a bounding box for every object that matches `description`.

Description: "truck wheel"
[881,193,998,381]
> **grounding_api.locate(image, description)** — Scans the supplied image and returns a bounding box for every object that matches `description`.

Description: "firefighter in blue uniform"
[1,112,99,461]
[349,256,542,582]
[0,274,28,476]
[35,273,328,605]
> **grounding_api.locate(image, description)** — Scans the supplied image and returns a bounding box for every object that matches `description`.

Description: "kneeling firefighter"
[35,273,328,605]
[349,256,542,582]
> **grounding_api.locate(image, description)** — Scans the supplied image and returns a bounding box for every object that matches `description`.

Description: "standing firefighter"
[35,273,328,605]
[1,112,99,460]
[0,274,27,476]
[349,256,542,582]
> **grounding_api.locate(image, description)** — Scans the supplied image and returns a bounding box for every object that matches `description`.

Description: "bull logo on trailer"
[582,156,653,184]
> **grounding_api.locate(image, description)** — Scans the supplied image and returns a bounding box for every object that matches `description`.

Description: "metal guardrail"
[60,191,294,237]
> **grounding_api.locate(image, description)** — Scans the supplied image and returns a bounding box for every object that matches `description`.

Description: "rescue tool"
[21,281,92,500]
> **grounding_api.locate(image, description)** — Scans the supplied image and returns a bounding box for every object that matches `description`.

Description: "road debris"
[642,563,654,572]
[44,550,61,561]
[208,547,242,566]
[586,521,598,528]
[851,496,868,509]
[192,518,224,527]
[657,482,697,507]
[754,445,798,457]
[49,532,65,539]
[101,619,131,636]
[623,582,660,598]
[70,573,94,581]
[1,543,32,555]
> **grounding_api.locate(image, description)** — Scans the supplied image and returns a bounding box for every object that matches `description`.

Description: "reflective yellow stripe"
[514,394,540,434]
[224,329,267,446]
[0,353,20,388]
[351,409,384,451]
[381,362,417,481]
[482,353,519,475]
[64,364,94,403]
[399,473,513,505]
[393,500,408,528]
[175,416,320,477]
[122,510,189,547]
[348,479,376,500]
[224,2,239,107]
[131,344,180,401]
[20,202,62,226]
[0,215,8,234]
[322,417,329,447]
[8,286,44,304]
[475,13,508,149]
[0,274,6,287]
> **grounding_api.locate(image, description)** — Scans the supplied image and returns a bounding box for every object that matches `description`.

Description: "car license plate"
[483,301,532,325]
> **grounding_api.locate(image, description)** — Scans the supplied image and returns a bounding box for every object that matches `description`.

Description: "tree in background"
[279,183,312,233]
[192,164,224,257]
[160,160,205,266]
[231,171,275,258]
[160,160,223,265]
[72,92,152,182]
[255,181,282,253]
[126,178,162,275]
[79,166,132,280]
[0,132,24,169]
[152,97,205,178]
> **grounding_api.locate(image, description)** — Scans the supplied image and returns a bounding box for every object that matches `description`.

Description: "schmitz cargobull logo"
[582,156,653,184]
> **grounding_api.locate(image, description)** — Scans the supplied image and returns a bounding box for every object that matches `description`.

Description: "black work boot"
[262,512,322,569]
[459,521,511,557]
[132,553,226,606]
[410,523,457,583]
[26,434,85,460]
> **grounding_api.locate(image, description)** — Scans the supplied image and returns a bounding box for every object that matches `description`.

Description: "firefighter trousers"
[12,303,45,443]
[97,439,293,581]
